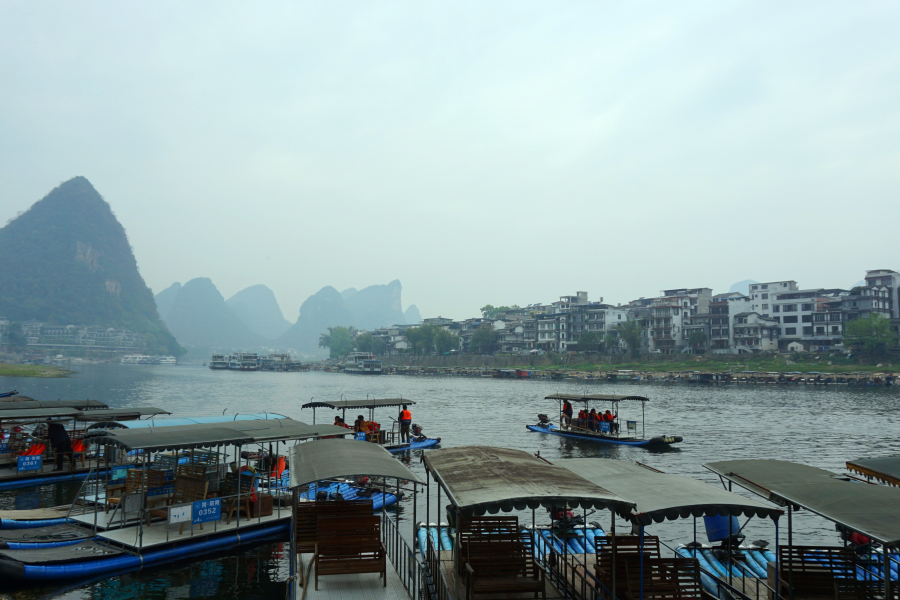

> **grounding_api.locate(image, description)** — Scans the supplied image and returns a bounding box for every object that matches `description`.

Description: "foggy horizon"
[2,2,899,322]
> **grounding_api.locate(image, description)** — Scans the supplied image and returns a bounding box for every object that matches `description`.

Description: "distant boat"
[0,390,18,398]
[341,352,383,375]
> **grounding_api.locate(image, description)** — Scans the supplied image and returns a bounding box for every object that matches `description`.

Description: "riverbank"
[377,352,895,374]
[0,363,72,378]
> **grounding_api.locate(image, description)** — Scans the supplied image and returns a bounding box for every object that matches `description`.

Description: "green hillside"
[0,177,182,355]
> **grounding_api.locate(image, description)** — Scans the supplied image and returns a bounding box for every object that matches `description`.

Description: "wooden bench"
[314,515,385,590]
[595,535,663,598]
[107,469,165,513]
[295,500,374,554]
[221,472,254,525]
[777,546,856,600]
[464,538,545,600]
[147,473,209,534]
[623,557,702,600]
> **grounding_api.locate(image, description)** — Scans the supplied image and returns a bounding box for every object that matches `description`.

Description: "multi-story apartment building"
[864,270,900,320]
[644,288,713,353]
[732,312,780,352]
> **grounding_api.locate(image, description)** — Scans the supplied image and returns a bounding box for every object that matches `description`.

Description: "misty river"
[1,365,898,599]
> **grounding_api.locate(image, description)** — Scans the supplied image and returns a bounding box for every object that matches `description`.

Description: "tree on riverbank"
[404,325,458,355]
[355,332,386,355]
[576,331,603,352]
[2,322,27,351]
[844,314,897,357]
[618,319,642,358]
[471,323,497,354]
[318,326,356,358]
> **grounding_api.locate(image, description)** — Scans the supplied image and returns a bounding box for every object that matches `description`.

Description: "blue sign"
[0,443,8,453]
[111,465,128,481]
[355,432,366,441]
[599,422,610,433]
[18,455,41,472]
[192,498,221,524]
[163,469,175,482]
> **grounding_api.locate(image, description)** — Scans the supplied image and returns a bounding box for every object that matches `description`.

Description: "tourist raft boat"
[0,417,353,581]
[301,397,440,453]
[527,393,683,448]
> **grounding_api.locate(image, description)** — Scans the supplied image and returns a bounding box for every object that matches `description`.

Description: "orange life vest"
[400,410,411,421]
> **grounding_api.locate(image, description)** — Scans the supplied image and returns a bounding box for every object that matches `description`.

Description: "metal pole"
[642,402,645,439]
[728,515,733,587]
[788,505,793,600]
[640,525,644,600]
[237,444,242,529]
[611,512,617,600]
[775,518,780,600]
[290,487,297,600]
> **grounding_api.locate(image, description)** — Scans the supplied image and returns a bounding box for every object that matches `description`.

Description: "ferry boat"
[341,352,382,375]
[229,353,259,371]
[527,393,683,448]
[208,353,229,369]
[121,355,177,365]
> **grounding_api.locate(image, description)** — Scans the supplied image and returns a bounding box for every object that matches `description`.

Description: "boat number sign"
[111,465,128,481]
[0,442,8,453]
[17,455,41,472]
[192,499,221,524]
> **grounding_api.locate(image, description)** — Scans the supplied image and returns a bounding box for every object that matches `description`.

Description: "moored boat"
[527,393,683,448]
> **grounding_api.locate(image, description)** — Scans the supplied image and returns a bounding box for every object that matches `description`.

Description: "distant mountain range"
[0,177,182,355]
[155,278,421,355]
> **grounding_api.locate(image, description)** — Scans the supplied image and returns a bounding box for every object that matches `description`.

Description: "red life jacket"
[400,410,411,421]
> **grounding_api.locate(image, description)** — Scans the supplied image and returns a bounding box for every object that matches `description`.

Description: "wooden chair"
[106,469,165,513]
[457,516,521,574]
[624,557,703,600]
[463,537,545,600]
[778,546,856,600]
[595,535,662,599]
[176,464,206,480]
[314,515,385,590]
[222,473,254,524]
[295,500,374,554]
[146,474,209,534]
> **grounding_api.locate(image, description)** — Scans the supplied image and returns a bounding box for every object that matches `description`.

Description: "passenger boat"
[0,391,17,399]
[0,417,351,581]
[208,354,229,369]
[341,352,383,375]
[527,393,683,448]
[301,398,440,453]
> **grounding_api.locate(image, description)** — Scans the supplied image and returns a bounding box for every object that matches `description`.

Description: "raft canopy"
[0,399,108,411]
[74,407,171,421]
[287,438,424,488]
[0,407,81,420]
[705,459,900,545]
[544,394,648,403]
[422,446,635,518]
[846,456,900,488]
[301,398,415,410]
[556,458,782,526]
[84,418,351,452]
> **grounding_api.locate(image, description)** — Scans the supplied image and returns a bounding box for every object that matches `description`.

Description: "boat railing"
[381,512,427,599]
[539,528,609,600]
[423,526,453,600]
[659,538,776,600]
[67,467,106,533]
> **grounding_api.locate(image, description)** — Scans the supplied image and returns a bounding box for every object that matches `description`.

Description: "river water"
[1,365,898,599]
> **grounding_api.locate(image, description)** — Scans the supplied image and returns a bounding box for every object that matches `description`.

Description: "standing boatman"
[47,420,74,471]
[398,404,412,443]
[561,400,573,430]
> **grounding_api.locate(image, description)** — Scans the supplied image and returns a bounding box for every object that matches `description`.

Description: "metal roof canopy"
[423,446,635,518]
[846,456,900,488]
[705,459,900,546]
[84,418,352,452]
[74,407,171,421]
[556,458,782,526]
[0,408,80,420]
[288,438,424,488]
[545,394,649,403]
[301,398,415,410]
[0,399,108,411]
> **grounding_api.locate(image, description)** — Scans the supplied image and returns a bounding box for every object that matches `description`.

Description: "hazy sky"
[2,2,899,321]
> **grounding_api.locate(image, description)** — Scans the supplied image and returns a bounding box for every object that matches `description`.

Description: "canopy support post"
[728,512,733,587]
[775,518,780,600]
[289,486,297,599]
[788,505,793,600]
[611,512,617,600]
[884,544,891,600]
[640,525,644,600]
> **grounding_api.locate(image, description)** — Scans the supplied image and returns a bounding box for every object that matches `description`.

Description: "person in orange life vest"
[561,400,573,429]
[588,408,599,431]
[355,415,368,433]
[603,409,619,433]
[576,409,587,429]
[398,404,412,443]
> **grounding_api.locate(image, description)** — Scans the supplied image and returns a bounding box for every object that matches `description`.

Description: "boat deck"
[0,505,71,521]
[296,552,411,600]
[438,549,566,599]
[0,459,101,483]
[96,510,290,550]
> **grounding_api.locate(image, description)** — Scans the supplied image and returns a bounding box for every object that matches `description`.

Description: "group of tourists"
[561,400,618,433]
[332,404,412,443]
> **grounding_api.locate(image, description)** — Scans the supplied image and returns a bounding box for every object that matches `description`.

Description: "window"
[773,305,780,313]
[816,327,824,334]
[762,284,769,289]
[801,315,812,323]
[783,316,798,323]
[773,317,781,323]
[801,304,813,311]
[829,313,841,321]
[814,314,825,322]
[803,327,813,335]
[832,326,840,333]
[785,327,797,335]
[762,304,768,310]
[782,304,797,312]
[762,293,768,299]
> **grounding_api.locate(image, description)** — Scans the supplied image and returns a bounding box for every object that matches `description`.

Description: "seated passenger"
[588,409,599,431]
[354,415,367,433]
